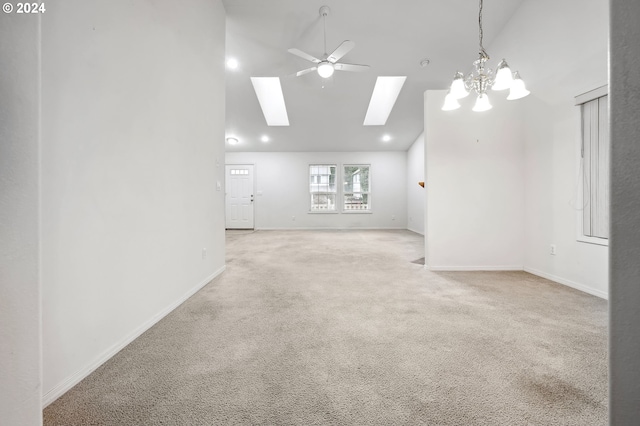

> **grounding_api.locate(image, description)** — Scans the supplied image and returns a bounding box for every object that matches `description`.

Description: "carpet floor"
[44,230,608,425]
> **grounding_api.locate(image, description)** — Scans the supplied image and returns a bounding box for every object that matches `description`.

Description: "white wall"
[225,152,407,230]
[490,0,609,298]
[406,133,425,235]
[41,0,227,405]
[0,13,42,425]
[424,92,525,270]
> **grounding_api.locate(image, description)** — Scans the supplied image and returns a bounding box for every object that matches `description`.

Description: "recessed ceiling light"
[363,76,407,126]
[226,137,239,145]
[382,134,392,142]
[226,58,239,69]
[261,135,270,143]
[250,77,290,126]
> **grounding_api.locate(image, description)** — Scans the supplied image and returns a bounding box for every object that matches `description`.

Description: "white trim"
[342,211,373,215]
[255,227,408,231]
[577,235,609,246]
[42,266,226,408]
[575,85,608,105]
[406,227,424,236]
[524,266,608,299]
[426,265,523,271]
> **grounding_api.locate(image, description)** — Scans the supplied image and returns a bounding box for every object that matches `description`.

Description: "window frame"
[308,164,338,213]
[575,85,609,246]
[342,164,372,213]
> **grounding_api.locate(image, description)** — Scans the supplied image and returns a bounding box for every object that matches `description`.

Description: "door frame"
[225,163,256,230]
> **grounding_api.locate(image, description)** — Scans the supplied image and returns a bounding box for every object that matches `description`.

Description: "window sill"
[308,211,339,214]
[577,235,609,247]
[343,210,372,214]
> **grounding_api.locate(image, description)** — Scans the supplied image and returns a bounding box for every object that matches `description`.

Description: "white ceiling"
[223,0,525,152]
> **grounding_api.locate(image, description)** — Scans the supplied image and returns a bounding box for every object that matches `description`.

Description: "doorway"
[225,164,254,229]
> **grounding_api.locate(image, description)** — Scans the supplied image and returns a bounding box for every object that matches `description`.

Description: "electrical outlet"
[392,215,396,221]
[202,248,207,259]
[550,244,556,255]
[292,216,295,221]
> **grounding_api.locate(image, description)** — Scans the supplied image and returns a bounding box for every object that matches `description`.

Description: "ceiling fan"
[288,6,370,79]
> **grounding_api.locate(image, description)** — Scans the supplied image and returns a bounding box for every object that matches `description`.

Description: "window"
[343,165,370,211]
[309,164,337,211]
[576,87,609,244]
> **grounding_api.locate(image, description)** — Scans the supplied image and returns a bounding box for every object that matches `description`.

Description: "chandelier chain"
[478,0,488,60]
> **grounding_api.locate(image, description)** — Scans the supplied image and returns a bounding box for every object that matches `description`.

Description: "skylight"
[250,77,290,126]
[363,76,407,126]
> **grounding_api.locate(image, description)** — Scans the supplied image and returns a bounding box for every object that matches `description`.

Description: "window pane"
[344,193,370,211]
[309,164,336,194]
[343,165,370,193]
[311,194,336,211]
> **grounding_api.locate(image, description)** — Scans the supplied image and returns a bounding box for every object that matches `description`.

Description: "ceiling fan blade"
[288,48,321,64]
[334,63,370,72]
[295,67,318,77]
[327,40,355,63]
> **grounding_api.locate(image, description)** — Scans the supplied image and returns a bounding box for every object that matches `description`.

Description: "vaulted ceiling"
[223,0,525,152]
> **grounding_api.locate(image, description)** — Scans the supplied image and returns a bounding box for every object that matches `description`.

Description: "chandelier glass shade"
[443,0,530,111]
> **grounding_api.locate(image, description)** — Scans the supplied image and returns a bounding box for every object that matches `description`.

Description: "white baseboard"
[524,266,608,299]
[255,227,408,231]
[406,227,424,236]
[427,265,523,271]
[42,266,226,408]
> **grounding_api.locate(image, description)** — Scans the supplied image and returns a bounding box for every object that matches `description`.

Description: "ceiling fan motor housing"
[319,6,330,17]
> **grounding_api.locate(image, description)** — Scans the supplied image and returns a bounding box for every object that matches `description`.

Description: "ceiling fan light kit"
[443,0,530,112]
[317,62,335,78]
[288,5,370,80]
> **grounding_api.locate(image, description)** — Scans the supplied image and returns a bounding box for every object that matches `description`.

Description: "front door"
[225,164,254,229]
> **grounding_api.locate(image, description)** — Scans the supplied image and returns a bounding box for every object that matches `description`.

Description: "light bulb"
[226,58,239,69]
[226,137,239,145]
[260,135,269,143]
[442,92,461,111]
[492,59,513,90]
[450,72,469,99]
[507,72,530,100]
[317,62,335,78]
[472,93,492,112]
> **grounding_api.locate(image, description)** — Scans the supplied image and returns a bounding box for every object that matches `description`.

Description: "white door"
[225,165,254,229]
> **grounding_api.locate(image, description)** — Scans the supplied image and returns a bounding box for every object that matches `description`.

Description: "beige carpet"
[44,230,608,425]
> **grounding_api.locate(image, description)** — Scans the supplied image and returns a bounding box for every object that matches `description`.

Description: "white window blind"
[580,94,609,240]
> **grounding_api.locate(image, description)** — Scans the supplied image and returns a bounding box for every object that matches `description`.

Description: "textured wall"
[610,0,640,422]
[0,12,42,426]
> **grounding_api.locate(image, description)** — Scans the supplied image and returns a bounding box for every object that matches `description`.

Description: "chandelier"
[442,0,530,112]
